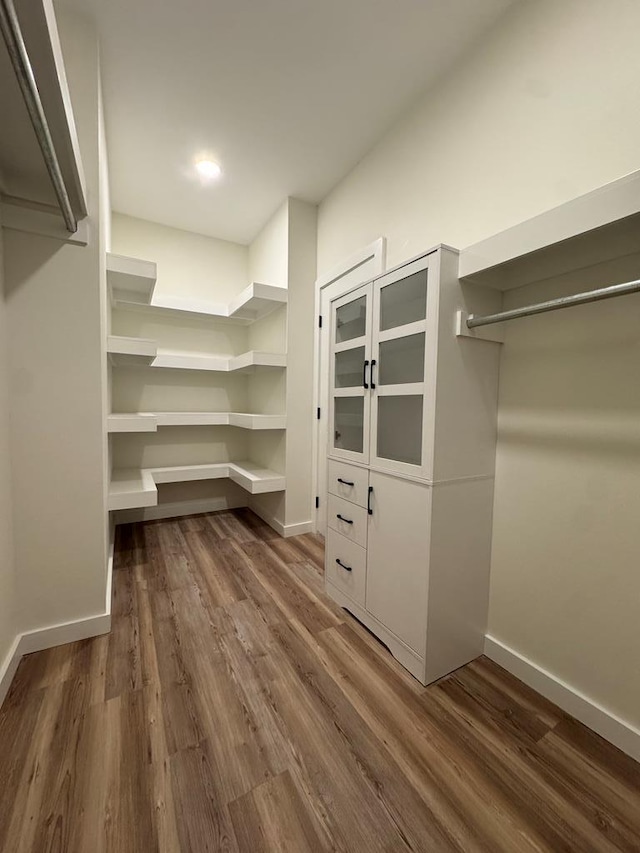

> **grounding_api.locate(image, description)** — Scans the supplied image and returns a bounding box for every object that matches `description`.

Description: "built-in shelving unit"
[108,461,286,511]
[105,250,288,524]
[107,412,286,432]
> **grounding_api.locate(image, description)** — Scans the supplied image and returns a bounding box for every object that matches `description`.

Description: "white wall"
[285,199,317,528]
[112,213,248,304]
[2,10,108,634]
[316,0,640,730]
[0,214,17,683]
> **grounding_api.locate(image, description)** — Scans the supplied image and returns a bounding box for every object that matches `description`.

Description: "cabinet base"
[326,581,427,684]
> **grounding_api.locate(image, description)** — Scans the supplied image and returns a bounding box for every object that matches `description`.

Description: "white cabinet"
[324,246,501,685]
[366,472,430,654]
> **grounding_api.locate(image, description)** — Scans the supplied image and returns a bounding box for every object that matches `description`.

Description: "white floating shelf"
[460,169,640,291]
[107,253,157,304]
[107,413,158,433]
[107,335,157,366]
[226,413,286,430]
[107,412,286,432]
[108,468,157,511]
[227,282,288,321]
[108,461,285,510]
[114,278,287,324]
[151,350,287,373]
[230,350,287,372]
[151,351,229,371]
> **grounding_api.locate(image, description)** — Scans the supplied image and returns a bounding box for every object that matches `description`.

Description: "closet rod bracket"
[455,310,504,343]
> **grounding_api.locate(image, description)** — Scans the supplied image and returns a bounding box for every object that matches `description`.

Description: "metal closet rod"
[0,0,77,233]
[467,277,640,329]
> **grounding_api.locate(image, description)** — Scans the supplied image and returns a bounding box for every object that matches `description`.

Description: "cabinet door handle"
[336,513,353,525]
[370,359,377,390]
[336,558,352,572]
[363,359,369,389]
[337,478,354,486]
[367,485,373,515]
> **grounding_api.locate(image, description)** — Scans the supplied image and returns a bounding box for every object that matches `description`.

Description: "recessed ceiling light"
[195,158,222,181]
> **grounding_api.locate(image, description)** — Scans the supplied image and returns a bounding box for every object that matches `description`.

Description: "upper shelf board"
[106,337,286,373]
[151,350,287,372]
[107,412,286,432]
[459,170,640,291]
[107,335,157,366]
[107,253,157,304]
[150,281,288,323]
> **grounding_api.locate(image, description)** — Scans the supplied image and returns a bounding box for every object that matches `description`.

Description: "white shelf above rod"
[457,277,640,340]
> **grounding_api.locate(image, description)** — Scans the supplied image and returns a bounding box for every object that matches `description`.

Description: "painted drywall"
[491,254,640,728]
[111,213,248,304]
[3,10,108,632]
[285,199,317,527]
[316,0,640,728]
[0,214,17,678]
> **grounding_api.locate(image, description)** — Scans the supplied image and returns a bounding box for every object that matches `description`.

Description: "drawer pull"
[336,513,353,525]
[336,558,352,572]
[367,485,373,516]
[337,478,354,486]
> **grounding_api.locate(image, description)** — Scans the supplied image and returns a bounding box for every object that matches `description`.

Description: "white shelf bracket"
[455,310,504,344]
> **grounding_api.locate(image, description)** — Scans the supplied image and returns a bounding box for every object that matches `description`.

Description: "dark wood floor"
[0,509,638,852]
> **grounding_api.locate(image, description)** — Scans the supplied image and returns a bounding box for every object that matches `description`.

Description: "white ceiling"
[62,0,516,244]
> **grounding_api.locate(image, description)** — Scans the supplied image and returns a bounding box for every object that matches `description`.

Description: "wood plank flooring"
[0,508,638,852]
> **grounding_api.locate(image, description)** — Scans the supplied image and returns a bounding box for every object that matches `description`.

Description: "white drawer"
[327,459,369,509]
[327,494,368,548]
[326,529,367,606]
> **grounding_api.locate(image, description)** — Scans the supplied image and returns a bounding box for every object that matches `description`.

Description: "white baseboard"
[113,496,246,524]
[249,502,313,538]
[0,636,23,707]
[282,520,314,537]
[484,635,640,762]
[18,612,111,657]
[0,611,111,708]
[0,532,115,710]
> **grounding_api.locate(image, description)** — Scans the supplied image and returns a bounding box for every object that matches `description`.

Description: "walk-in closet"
[0,0,639,850]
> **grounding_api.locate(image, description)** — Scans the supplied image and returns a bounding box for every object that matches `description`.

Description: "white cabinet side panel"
[432,248,502,482]
[425,479,494,683]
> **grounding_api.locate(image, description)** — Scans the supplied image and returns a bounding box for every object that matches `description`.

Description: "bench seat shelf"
[108,461,286,511]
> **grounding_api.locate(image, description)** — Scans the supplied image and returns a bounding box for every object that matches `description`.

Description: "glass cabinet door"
[329,283,372,463]
[370,260,430,476]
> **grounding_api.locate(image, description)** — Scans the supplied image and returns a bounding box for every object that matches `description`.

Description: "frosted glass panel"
[378,333,425,385]
[377,396,423,465]
[335,346,365,389]
[334,397,364,454]
[336,296,366,343]
[380,270,427,331]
